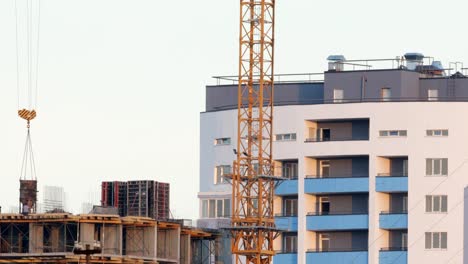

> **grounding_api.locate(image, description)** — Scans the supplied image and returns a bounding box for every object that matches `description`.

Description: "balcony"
[275,215,298,232]
[376,174,408,193]
[305,119,369,143]
[275,178,298,196]
[305,176,369,194]
[306,212,368,231]
[379,248,407,264]
[306,249,368,264]
[273,252,297,263]
[379,212,408,229]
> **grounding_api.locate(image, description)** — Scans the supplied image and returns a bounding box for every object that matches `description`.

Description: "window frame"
[425,232,448,250]
[379,130,407,137]
[201,198,231,219]
[425,195,448,213]
[333,89,344,103]
[214,137,231,146]
[381,87,392,101]
[426,158,448,177]
[214,165,232,184]
[428,88,439,101]
[426,129,449,137]
[282,197,298,216]
[275,133,297,142]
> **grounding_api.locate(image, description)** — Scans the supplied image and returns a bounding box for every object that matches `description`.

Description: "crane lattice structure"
[231,1,280,264]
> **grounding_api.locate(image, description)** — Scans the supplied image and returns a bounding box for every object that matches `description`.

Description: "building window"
[333,89,344,103]
[379,130,407,137]
[320,233,330,251]
[214,165,231,184]
[426,129,448,137]
[426,158,448,176]
[214,137,231,146]
[428,89,438,101]
[381,87,391,101]
[320,160,330,177]
[283,197,298,216]
[283,233,298,253]
[282,162,298,179]
[425,232,447,249]
[275,133,297,142]
[201,199,230,218]
[425,195,448,213]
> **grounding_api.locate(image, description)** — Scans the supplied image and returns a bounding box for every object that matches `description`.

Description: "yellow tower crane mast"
[231,0,279,263]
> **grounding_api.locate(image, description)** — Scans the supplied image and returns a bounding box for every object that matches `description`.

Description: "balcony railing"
[380,210,407,215]
[307,247,368,253]
[377,173,408,177]
[275,249,298,254]
[306,174,368,179]
[305,136,368,143]
[307,211,368,216]
[380,247,408,251]
[305,175,369,194]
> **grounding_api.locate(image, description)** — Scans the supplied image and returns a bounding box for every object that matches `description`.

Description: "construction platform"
[0,213,221,264]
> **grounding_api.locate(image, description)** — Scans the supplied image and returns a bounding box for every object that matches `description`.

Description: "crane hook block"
[18,109,37,121]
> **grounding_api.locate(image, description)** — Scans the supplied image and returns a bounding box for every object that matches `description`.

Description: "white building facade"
[198,55,468,264]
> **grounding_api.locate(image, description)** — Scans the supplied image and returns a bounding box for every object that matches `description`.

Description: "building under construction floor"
[0,213,223,264]
[101,181,170,220]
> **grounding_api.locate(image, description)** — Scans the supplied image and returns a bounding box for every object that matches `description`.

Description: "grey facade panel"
[324,70,421,102]
[352,157,369,177]
[351,120,370,140]
[352,231,368,250]
[206,82,324,111]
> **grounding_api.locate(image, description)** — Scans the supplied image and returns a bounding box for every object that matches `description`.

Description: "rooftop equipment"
[404,52,424,70]
[327,55,346,71]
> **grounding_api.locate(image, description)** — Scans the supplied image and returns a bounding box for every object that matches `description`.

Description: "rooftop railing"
[212,73,325,85]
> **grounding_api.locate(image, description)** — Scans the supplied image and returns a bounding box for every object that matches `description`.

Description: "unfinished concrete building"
[0,213,221,263]
[102,181,170,220]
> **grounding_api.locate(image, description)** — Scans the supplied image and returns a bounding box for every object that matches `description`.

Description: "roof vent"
[327,55,346,71]
[404,52,424,70]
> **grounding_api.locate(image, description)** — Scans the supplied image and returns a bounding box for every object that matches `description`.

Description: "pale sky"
[1,0,468,219]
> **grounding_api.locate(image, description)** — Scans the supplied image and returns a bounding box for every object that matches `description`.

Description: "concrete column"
[29,223,43,253]
[80,223,95,243]
[179,234,190,264]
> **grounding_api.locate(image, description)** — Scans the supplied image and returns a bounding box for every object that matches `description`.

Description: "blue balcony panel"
[305,177,369,194]
[376,177,408,193]
[275,216,298,232]
[379,214,408,229]
[306,251,368,264]
[306,214,368,231]
[276,179,298,196]
[273,253,297,263]
[379,251,407,264]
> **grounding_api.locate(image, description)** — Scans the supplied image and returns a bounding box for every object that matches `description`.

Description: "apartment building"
[198,53,468,263]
